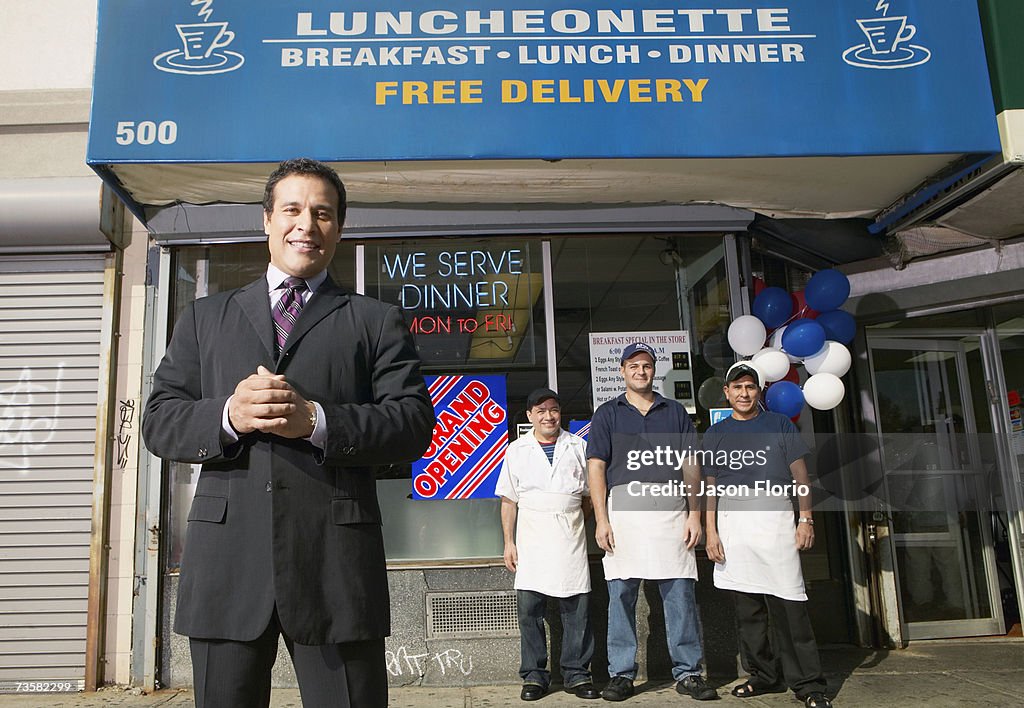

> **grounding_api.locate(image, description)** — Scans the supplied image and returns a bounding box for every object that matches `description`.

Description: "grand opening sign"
[88,1,999,165]
[413,375,508,500]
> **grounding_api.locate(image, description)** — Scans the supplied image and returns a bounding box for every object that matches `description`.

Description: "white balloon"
[804,341,852,377]
[769,326,802,363]
[802,373,845,410]
[727,316,767,357]
[751,348,790,383]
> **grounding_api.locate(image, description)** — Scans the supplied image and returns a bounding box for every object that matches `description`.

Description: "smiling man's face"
[724,376,761,418]
[264,174,342,278]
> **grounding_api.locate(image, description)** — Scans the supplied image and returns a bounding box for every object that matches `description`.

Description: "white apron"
[714,491,806,601]
[515,490,591,597]
[602,484,697,581]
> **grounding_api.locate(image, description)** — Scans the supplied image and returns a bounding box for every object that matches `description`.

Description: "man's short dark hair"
[263,158,347,225]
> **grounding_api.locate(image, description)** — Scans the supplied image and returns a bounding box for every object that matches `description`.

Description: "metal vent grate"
[425,591,519,639]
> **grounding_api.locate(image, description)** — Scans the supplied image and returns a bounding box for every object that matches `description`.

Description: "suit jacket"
[142,275,434,644]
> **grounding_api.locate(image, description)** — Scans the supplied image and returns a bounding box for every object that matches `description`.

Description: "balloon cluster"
[725,269,854,419]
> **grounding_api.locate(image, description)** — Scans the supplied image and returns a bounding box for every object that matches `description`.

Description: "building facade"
[2,0,1022,694]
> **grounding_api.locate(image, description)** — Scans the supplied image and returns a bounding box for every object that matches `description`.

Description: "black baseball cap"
[620,341,657,364]
[725,361,762,387]
[526,387,560,409]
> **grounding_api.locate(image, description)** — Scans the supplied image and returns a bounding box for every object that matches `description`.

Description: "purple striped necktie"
[272,276,307,353]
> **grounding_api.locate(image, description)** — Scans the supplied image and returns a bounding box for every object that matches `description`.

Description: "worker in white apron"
[587,342,717,702]
[495,388,599,702]
[703,362,833,708]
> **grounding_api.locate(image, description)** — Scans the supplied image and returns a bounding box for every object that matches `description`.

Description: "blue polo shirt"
[586,393,698,489]
[701,410,809,486]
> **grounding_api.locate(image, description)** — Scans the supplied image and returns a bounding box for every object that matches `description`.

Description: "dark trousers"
[189,608,388,708]
[731,591,826,698]
[517,589,595,689]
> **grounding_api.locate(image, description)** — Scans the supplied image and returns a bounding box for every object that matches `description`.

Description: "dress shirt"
[220,264,328,448]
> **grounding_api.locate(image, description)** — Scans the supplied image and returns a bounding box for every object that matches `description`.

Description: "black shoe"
[601,676,634,701]
[676,675,718,701]
[521,683,546,701]
[566,681,601,699]
[801,691,833,708]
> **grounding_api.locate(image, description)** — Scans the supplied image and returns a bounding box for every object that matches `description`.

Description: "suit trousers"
[731,590,826,698]
[189,607,388,708]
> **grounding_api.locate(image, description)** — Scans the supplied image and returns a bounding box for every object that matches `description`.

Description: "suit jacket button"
[198,447,208,457]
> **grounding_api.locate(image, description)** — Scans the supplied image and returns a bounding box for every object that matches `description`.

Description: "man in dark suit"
[142,158,434,708]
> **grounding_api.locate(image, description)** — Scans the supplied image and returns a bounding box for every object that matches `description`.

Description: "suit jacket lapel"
[237,277,276,360]
[279,275,351,361]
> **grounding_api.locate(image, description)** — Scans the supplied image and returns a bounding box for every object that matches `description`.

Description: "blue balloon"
[781,318,826,358]
[817,310,856,345]
[752,286,794,329]
[765,381,804,418]
[805,269,851,312]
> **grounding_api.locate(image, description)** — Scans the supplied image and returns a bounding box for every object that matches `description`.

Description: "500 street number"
[115,120,178,146]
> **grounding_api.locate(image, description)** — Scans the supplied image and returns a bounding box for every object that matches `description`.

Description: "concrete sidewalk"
[2,640,1021,707]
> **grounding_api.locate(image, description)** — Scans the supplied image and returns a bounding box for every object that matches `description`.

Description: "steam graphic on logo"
[843,1,931,69]
[154,0,244,75]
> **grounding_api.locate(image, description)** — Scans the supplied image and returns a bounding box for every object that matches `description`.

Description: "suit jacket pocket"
[331,496,381,525]
[187,495,227,523]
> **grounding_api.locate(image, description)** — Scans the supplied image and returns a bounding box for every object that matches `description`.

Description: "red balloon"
[782,366,801,385]
[791,290,819,319]
[753,276,767,296]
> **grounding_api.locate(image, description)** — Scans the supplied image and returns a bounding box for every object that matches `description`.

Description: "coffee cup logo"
[175,22,235,61]
[154,1,244,75]
[856,16,916,55]
[843,5,931,69]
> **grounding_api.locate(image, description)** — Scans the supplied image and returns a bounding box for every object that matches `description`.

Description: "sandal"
[731,679,786,697]
[803,692,833,707]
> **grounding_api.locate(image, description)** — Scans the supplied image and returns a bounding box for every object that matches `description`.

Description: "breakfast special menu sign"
[590,331,695,413]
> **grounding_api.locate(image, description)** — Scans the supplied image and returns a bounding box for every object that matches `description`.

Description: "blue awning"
[87,1,1001,221]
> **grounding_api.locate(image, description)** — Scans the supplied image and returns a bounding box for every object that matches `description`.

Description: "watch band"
[798,517,814,525]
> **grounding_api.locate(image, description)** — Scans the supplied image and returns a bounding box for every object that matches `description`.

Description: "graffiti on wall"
[0,366,63,470]
[385,645,473,678]
[116,399,136,469]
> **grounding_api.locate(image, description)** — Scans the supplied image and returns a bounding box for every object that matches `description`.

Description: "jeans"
[518,590,594,688]
[606,578,704,681]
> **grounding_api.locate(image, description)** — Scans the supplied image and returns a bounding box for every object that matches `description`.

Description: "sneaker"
[676,675,717,701]
[601,675,635,701]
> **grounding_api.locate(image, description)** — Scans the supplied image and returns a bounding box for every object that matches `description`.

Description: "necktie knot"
[281,276,307,293]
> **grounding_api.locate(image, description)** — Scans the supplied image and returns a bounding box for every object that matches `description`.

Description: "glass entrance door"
[867,337,1005,639]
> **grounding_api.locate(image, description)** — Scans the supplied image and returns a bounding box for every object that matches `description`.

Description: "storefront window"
[549,235,728,431]
[162,235,735,567]
[366,239,547,562]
